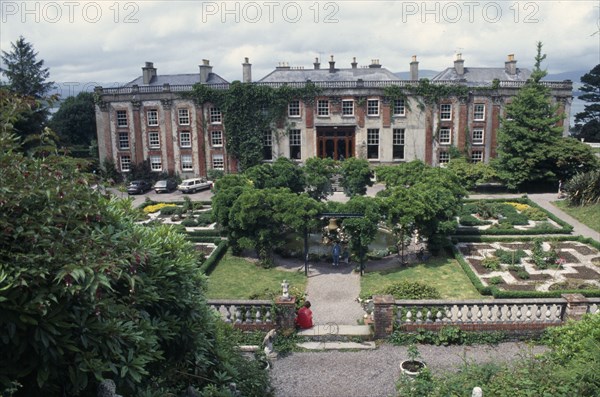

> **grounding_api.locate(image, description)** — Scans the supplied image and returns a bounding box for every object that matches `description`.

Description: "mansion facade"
[94,55,572,177]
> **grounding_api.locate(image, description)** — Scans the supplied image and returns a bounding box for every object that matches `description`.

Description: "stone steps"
[297,324,372,342]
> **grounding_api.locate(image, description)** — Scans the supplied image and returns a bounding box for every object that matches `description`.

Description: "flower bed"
[455,198,573,235]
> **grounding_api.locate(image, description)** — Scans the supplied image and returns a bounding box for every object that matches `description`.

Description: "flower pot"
[400,360,426,377]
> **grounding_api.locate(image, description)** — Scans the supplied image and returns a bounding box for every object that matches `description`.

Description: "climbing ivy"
[184,81,321,171]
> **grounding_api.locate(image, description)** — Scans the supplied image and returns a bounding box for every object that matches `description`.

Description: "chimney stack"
[368,59,382,68]
[329,55,336,73]
[242,57,252,83]
[142,62,157,84]
[505,54,517,75]
[199,59,213,83]
[314,57,320,70]
[410,55,419,80]
[351,57,358,69]
[454,53,464,76]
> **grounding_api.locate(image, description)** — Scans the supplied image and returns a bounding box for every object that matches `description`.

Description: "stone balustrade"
[374,295,600,339]
[208,299,274,331]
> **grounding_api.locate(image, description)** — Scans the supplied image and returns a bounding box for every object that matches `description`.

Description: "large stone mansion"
[94,54,572,177]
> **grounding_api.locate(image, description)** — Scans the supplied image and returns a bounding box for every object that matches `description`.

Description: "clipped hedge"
[455,198,573,236]
[452,236,600,298]
[199,239,228,275]
[186,228,224,237]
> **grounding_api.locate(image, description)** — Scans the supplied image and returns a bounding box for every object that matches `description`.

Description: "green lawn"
[205,250,308,299]
[361,255,484,300]
[552,200,600,234]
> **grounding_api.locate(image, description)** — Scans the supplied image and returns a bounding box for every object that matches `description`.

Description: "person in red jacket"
[295,301,313,329]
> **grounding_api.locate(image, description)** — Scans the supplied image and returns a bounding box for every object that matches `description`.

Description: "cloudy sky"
[1,0,599,96]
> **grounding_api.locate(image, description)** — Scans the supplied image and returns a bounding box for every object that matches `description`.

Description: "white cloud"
[1,0,598,87]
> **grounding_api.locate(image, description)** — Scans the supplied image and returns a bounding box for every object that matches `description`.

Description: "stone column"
[275,296,297,334]
[373,295,395,339]
[562,294,589,321]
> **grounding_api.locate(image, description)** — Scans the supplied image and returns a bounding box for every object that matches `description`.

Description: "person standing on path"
[332,242,341,267]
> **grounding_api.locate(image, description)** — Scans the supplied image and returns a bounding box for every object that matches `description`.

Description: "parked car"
[178,178,212,193]
[153,179,178,193]
[127,180,152,195]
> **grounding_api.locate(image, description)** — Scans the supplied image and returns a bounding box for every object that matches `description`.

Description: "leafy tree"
[244,157,305,193]
[446,157,497,190]
[48,92,96,146]
[1,36,54,144]
[303,156,336,200]
[339,157,372,196]
[571,64,600,142]
[0,91,272,396]
[211,174,253,252]
[376,160,427,188]
[494,42,565,189]
[379,164,465,254]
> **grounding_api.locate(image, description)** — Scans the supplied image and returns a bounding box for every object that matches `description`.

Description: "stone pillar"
[562,294,589,321]
[373,295,395,339]
[275,296,296,334]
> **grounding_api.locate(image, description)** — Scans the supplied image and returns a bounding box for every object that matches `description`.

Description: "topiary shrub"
[378,281,442,299]
[181,218,198,227]
[160,206,179,216]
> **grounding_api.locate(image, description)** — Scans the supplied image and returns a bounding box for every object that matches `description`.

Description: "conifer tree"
[571,64,600,142]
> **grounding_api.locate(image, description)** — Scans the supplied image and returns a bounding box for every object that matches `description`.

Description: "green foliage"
[459,214,492,226]
[571,64,600,142]
[495,42,564,189]
[446,157,497,190]
[0,100,271,396]
[339,157,372,196]
[185,81,320,170]
[48,92,96,146]
[396,314,600,397]
[1,37,55,148]
[481,256,501,270]
[494,249,527,265]
[390,327,507,346]
[376,281,441,299]
[564,170,600,206]
[303,156,336,200]
[245,157,305,193]
[488,276,503,285]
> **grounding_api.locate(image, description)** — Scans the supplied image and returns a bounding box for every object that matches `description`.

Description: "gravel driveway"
[269,342,547,397]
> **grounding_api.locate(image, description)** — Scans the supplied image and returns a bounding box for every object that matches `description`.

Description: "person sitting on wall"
[295,301,313,329]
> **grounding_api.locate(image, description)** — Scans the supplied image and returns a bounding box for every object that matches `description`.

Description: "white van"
[178,178,212,193]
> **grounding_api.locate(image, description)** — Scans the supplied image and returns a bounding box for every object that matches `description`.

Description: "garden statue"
[281,280,290,300]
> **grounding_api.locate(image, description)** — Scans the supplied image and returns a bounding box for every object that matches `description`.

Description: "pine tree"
[495,42,565,189]
[1,36,55,145]
[571,64,600,142]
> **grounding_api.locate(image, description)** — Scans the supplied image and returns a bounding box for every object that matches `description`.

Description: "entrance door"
[317,127,355,160]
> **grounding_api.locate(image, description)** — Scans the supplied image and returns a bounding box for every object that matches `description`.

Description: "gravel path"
[270,342,547,397]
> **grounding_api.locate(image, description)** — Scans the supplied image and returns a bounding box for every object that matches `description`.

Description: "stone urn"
[399,359,426,377]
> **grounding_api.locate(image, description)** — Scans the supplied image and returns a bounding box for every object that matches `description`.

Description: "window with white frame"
[289,129,301,159]
[180,131,191,147]
[116,110,128,127]
[367,99,379,116]
[210,107,222,124]
[472,129,484,145]
[150,155,162,171]
[211,131,223,147]
[148,131,160,148]
[473,104,485,121]
[439,128,451,144]
[181,154,193,171]
[342,100,354,116]
[317,100,329,116]
[393,128,405,160]
[120,155,131,172]
[367,128,379,159]
[393,99,406,116]
[440,104,452,120]
[471,150,483,163]
[178,108,190,125]
[147,109,158,126]
[439,151,450,164]
[118,132,129,149]
[288,100,300,117]
[212,154,224,170]
[263,131,273,160]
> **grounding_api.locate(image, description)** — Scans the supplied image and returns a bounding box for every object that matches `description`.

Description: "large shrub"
[376,281,441,300]
[564,170,600,206]
[0,120,271,395]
